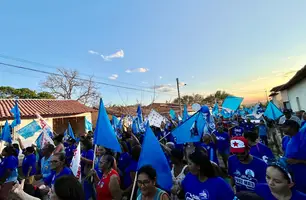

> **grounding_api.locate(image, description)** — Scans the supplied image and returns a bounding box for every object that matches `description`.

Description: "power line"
[0,54,152,90]
[0,61,177,96]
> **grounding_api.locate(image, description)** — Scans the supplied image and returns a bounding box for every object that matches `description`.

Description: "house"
[0,99,95,140]
[269,65,306,111]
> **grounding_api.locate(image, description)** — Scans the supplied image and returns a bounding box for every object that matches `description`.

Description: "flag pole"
[130,172,138,200]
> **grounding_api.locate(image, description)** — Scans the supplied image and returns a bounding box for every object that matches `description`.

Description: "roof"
[0,99,95,120]
[270,84,285,92]
[269,92,279,97]
[280,65,306,90]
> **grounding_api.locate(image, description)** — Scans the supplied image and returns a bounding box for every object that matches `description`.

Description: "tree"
[0,86,55,99]
[41,68,100,106]
[172,90,231,105]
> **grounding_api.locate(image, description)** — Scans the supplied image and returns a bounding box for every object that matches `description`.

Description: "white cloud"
[88,50,99,55]
[101,50,124,61]
[151,84,176,92]
[125,68,149,73]
[108,74,119,80]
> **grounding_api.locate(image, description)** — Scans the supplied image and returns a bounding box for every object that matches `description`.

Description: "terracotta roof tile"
[0,99,95,120]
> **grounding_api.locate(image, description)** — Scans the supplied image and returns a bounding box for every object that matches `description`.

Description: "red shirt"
[96,169,120,200]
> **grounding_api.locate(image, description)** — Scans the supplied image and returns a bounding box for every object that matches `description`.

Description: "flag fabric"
[70,143,81,181]
[221,108,232,119]
[264,102,283,120]
[137,105,143,124]
[93,99,122,153]
[137,124,172,191]
[68,123,76,140]
[171,112,206,144]
[132,117,140,134]
[147,109,168,128]
[1,120,12,143]
[169,109,177,121]
[182,105,189,122]
[35,131,55,150]
[222,96,244,112]
[253,103,265,118]
[112,115,120,129]
[17,120,41,139]
[85,117,93,132]
[212,103,219,116]
[10,100,21,128]
[36,113,54,138]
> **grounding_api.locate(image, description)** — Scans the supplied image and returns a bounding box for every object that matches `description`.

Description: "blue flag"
[137,124,172,191]
[212,103,219,116]
[182,105,189,122]
[94,99,121,153]
[222,96,244,111]
[10,100,21,128]
[35,132,43,149]
[1,120,12,143]
[137,105,143,124]
[111,115,120,130]
[132,117,140,134]
[264,102,283,120]
[221,109,232,119]
[169,109,177,120]
[17,120,41,139]
[171,112,206,144]
[85,117,93,132]
[68,123,76,140]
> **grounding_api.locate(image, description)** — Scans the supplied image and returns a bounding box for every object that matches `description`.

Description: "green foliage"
[0,86,55,99]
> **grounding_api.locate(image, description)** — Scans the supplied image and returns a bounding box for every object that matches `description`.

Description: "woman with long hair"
[178,147,235,200]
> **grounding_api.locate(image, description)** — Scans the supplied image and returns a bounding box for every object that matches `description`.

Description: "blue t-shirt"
[65,144,76,165]
[44,167,73,186]
[231,126,244,137]
[22,154,36,176]
[41,156,52,180]
[258,125,267,136]
[215,131,230,152]
[0,156,18,183]
[118,152,131,175]
[182,173,235,200]
[228,155,267,192]
[123,159,138,189]
[201,142,219,165]
[81,149,94,175]
[243,122,255,132]
[255,183,306,200]
[250,143,275,164]
[285,131,306,193]
[282,135,290,153]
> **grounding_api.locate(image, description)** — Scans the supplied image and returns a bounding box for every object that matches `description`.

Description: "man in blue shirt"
[258,120,268,145]
[35,144,55,182]
[282,120,306,193]
[228,136,267,194]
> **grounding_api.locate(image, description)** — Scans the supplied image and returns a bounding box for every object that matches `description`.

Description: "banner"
[148,109,168,128]
[17,120,41,139]
[70,143,81,181]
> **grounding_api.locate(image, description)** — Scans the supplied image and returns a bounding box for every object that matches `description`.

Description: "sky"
[1,1,306,106]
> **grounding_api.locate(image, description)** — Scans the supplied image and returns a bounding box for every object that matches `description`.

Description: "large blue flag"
[1,120,12,143]
[68,123,76,140]
[94,99,121,153]
[182,105,189,122]
[171,112,206,144]
[264,102,283,120]
[169,109,177,121]
[137,124,172,191]
[10,100,21,128]
[17,120,41,139]
[137,105,143,124]
[222,96,244,111]
[85,117,93,132]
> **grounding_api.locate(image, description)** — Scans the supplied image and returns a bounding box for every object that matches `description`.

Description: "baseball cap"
[230,136,248,153]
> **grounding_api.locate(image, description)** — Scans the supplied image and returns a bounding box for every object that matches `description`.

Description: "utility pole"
[176,78,182,116]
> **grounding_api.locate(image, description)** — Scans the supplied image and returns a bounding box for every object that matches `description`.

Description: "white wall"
[287,78,306,112]
[272,93,284,109]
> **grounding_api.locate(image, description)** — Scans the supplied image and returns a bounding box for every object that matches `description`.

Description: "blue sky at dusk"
[1,1,306,105]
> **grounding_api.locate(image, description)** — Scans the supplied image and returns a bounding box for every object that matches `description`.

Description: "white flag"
[41,130,55,149]
[148,109,168,128]
[70,143,81,181]
[36,113,55,136]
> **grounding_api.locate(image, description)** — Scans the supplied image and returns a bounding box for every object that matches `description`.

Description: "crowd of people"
[0,108,306,200]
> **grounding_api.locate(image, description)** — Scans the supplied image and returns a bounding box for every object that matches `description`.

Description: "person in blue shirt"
[35,144,55,183]
[258,120,268,145]
[178,147,236,200]
[228,136,267,193]
[243,118,256,132]
[12,143,20,159]
[65,138,77,166]
[0,146,18,185]
[244,131,274,164]
[22,146,37,184]
[282,119,306,193]
[255,158,306,199]
[117,142,131,178]
[200,134,219,166]
[215,124,230,168]
[230,124,245,138]
[281,135,290,154]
